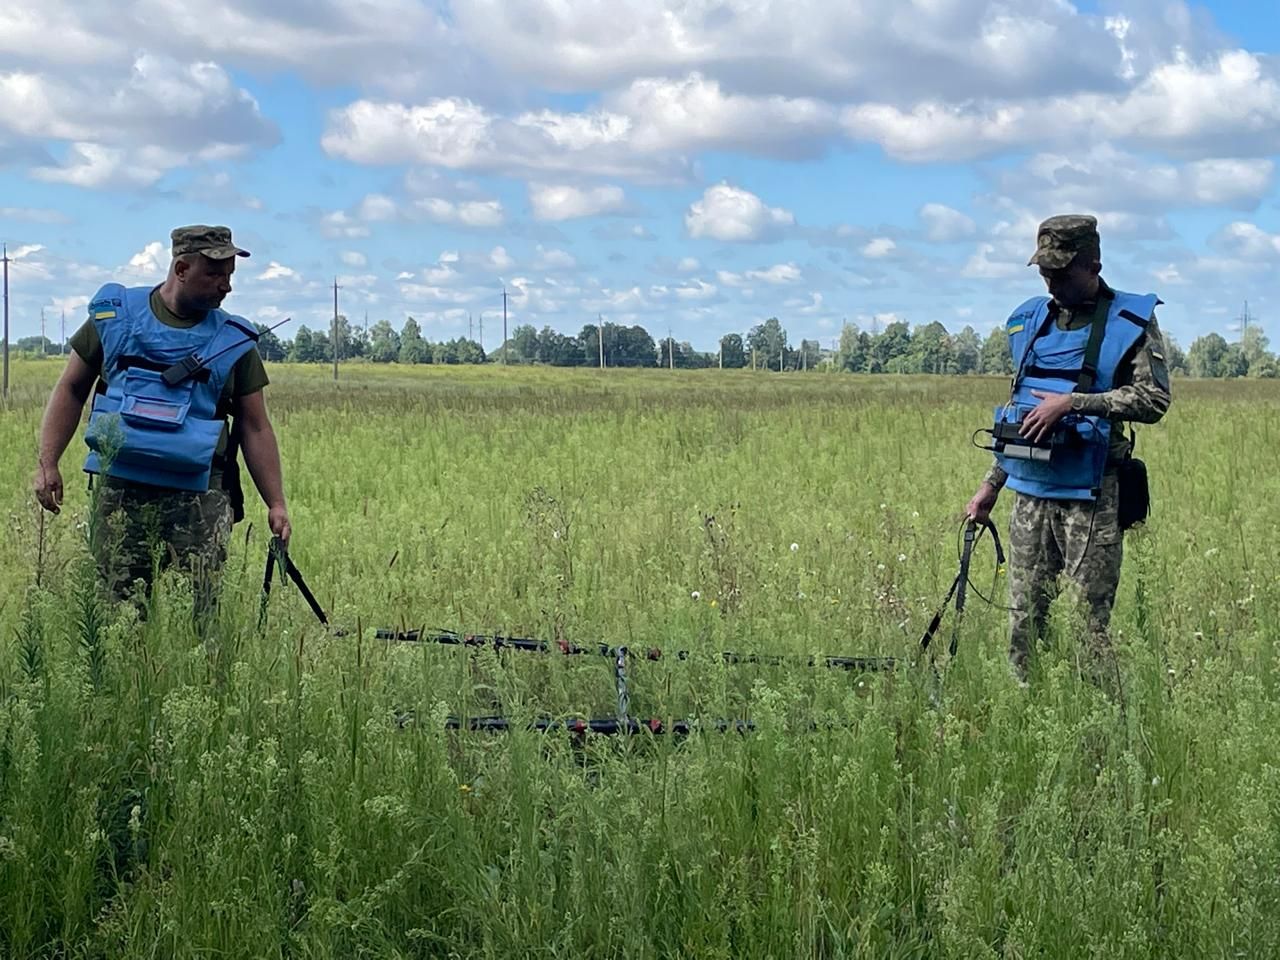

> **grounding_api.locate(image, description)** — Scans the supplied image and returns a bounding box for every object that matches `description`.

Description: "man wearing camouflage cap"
[33,225,292,621]
[966,215,1171,690]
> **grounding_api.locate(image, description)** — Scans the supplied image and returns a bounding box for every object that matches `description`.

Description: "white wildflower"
[691,590,700,600]
[790,543,799,552]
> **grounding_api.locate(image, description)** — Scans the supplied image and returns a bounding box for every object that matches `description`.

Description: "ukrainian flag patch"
[93,310,116,320]
[1007,323,1024,335]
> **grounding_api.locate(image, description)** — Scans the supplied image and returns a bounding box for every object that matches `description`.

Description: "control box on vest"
[988,418,1082,463]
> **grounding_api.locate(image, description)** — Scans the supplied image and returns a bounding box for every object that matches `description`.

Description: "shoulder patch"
[89,296,122,321]
[1006,323,1024,336]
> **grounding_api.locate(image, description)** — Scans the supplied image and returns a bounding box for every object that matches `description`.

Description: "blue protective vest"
[82,284,259,491]
[993,287,1157,501]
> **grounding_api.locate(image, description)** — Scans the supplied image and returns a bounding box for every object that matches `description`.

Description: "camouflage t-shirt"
[70,287,270,490]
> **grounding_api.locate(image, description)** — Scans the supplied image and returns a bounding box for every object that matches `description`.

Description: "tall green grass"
[1,358,1279,957]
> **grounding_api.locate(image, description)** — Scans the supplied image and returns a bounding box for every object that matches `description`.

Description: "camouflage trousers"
[1008,472,1124,685]
[90,482,234,623]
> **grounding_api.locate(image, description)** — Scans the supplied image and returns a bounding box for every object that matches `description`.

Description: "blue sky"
[2,0,1278,352]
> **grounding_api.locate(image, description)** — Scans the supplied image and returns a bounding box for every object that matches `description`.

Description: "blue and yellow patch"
[89,297,121,321]
[1006,323,1024,335]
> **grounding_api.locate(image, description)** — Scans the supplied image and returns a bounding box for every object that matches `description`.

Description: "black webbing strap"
[162,319,262,387]
[1075,293,1112,393]
[919,518,1005,658]
[260,537,329,627]
[116,354,213,383]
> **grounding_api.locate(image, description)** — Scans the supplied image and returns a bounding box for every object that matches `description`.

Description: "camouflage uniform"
[90,483,234,621]
[986,216,1172,683]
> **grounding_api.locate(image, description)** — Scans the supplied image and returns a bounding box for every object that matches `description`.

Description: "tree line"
[11,313,1276,378]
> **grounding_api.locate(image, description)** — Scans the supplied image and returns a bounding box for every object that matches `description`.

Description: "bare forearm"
[240,425,287,509]
[38,383,88,468]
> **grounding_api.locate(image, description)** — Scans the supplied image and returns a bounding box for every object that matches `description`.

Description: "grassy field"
[2,357,1280,958]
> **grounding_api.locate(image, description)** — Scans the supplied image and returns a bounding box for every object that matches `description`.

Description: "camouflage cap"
[1027,214,1099,270]
[171,224,250,260]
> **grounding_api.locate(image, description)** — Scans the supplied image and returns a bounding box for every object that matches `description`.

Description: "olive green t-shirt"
[70,287,270,489]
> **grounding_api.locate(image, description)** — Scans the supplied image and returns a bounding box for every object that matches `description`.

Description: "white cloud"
[861,238,896,259]
[1001,145,1274,213]
[534,246,577,270]
[358,194,398,222]
[0,53,276,187]
[962,242,1020,279]
[843,50,1280,162]
[124,241,167,279]
[415,197,505,227]
[341,251,368,268]
[323,97,687,182]
[674,279,717,301]
[1209,222,1280,262]
[258,261,297,281]
[676,257,700,273]
[685,183,794,242]
[453,0,1132,102]
[529,184,626,221]
[919,203,976,242]
[745,262,802,284]
[321,211,371,239]
[607,72,836,158]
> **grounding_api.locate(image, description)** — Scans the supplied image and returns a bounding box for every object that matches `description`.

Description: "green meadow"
[1,358,1279,958]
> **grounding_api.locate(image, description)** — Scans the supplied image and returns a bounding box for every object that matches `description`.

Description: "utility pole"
[40,307,46,356]
[668,326,674,369]
[332,276,340,381]
[469,312,474,342]
[752,347,756,371]
[502,287,509,365]
[719,339,723,370]
[478,312,484,353]
[2,244,9,399]
[61,308,66,355]
[598,314,605,369]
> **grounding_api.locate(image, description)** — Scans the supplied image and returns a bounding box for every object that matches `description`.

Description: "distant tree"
[837,323,870,373]
[511,324,540,364]
[1187,333,1229,378]
[980,327,1012,375]
[253,323,287,362]
[613,325,658,367]
[908,321,952,374]
[1162,335,1187,376]
[952,326,982,375]
[368,319,400,363]
[746,317,788,371]
[1241,325,1273,377]
[536,326,584,365]
[872,321,912,372]
[399,317,430,364]
[719,333,747,368]
[289,325,319,363]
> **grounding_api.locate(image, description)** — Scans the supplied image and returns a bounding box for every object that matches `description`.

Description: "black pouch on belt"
[1116,454,1150,530]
